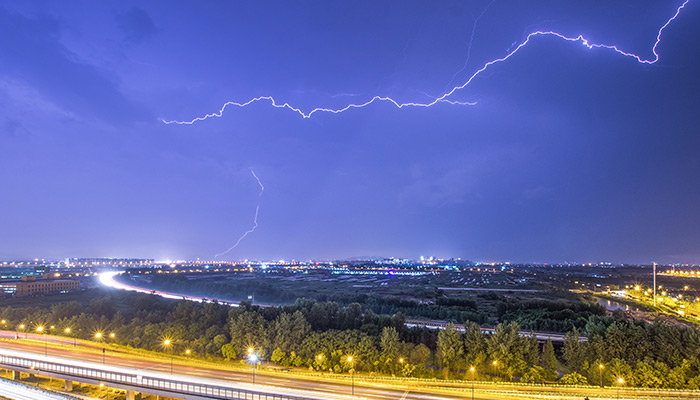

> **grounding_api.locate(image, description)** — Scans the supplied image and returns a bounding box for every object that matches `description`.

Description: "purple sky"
[1,1,699,264]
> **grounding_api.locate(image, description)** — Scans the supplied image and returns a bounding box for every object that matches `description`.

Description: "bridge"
[404,320,588,342]
[0,348,328,400]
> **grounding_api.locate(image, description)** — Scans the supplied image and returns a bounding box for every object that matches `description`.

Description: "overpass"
[0,348,329,400]
[404,320,588,343]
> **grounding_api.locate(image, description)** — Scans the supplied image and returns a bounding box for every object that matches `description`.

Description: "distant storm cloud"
[0,7,151,125]
[117,7,158,45]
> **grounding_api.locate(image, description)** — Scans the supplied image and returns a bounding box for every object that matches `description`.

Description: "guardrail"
[0,353,310,400]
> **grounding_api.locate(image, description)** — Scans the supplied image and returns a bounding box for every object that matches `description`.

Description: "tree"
[437,323,464,377]
[562,327,586,371]
[522,365,545,383]
[410,343,431,366]
[273,311,310,353]
[221,343,237,360]
[487,322,528,380]
[541,339,558,380]
[229,310,267,358]
[463,321,486,367]
[608,358,632,384]
[559,372,588,385]
[380,326,400,373]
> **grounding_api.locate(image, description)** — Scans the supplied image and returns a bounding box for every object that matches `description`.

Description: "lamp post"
[317,354,324,373]
[247,347,257,384]
[470,366,476,400]
[347,356,355,397]
[36,326,47,356]
[492,360,498,380]
[163,339,173,374]
[65,328,76,347]
[617,377,624,400]
[598,363,604,387]
[95,332,105,364]
[18,323,26,339]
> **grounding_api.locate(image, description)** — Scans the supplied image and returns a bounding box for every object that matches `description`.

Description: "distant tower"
[653,262,657,307]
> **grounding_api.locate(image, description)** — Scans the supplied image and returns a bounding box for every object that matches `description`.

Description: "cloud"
[399,164,481,208]
[1,119,31,138]
[117,7,158,45]
[0,7,151,125]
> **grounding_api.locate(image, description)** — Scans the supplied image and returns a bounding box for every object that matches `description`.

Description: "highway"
[0,340,471,400]
[2,338,699,400]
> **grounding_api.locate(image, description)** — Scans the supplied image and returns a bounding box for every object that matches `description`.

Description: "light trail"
[214,168,264,259]
[0,378,70,400]
[99,271,239,305]
[161,0,690,124]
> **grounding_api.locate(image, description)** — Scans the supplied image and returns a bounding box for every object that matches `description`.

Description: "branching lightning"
[444,0,496,92]
[214,169,264,258]
[162,0,690,125]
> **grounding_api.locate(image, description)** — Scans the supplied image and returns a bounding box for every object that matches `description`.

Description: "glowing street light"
[470,366,476,400]
[36,326,47,356]
[65,327,76,347]
[617,377,624,400]
[598,363,604,387]
[95,332,106,364]
[163,339,174,374]
[247,347,258,384]
[346,356,355,396]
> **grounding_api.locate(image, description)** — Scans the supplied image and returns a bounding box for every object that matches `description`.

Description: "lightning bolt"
[214,169,264,259]
[444,0,497,92]
[162,0,690,125]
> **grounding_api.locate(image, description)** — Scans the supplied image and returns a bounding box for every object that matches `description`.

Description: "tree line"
[2,289,700,388]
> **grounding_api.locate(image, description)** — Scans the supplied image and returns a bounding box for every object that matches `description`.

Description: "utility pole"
[653,262,657,307]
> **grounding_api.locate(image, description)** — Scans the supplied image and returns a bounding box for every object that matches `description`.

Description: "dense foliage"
[3,289,700,389]
[497,299,607,332]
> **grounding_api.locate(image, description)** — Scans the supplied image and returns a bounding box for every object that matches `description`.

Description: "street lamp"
[316,354,324,372]
[64,327,76,347]
[470,366,476,400]
[95,332,105,364]
[163,339,173,374]
[347,356,355,397]
[598,363,604,387]
[247,348,258,384]
[18,323,26,339]
[36,326,47,356]
[617,377,624,400]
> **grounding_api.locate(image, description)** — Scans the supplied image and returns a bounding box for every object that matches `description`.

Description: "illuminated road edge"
[0,348,344,400]
[99,271,240,306]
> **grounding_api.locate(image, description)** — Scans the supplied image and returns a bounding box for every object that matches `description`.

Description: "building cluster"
[0,267,80,297]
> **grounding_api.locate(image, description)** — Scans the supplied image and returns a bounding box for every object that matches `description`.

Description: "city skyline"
[1,1,699,264]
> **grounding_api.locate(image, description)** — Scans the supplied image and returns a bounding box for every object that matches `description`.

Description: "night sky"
[1,1,699,264]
